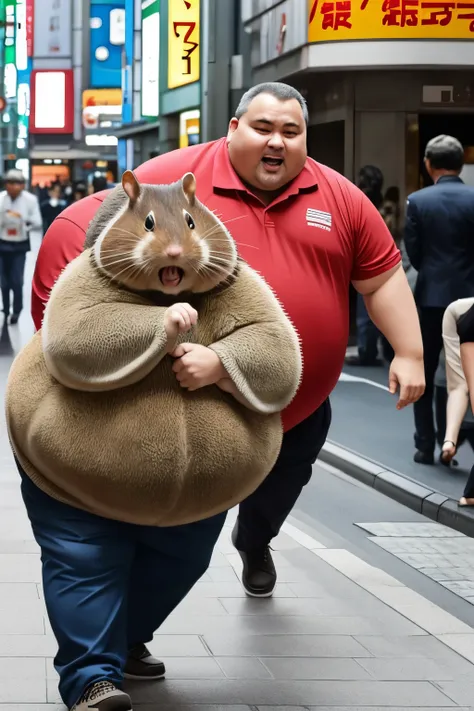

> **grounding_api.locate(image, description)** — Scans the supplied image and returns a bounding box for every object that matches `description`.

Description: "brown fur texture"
[5,249,302,526]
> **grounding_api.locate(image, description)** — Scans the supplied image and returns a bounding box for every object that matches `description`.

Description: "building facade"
[241,0,474,201]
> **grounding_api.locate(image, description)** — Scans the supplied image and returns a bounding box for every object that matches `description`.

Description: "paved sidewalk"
[2,451,474,709]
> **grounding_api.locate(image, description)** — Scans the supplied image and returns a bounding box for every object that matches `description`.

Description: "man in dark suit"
[405,134,474,464]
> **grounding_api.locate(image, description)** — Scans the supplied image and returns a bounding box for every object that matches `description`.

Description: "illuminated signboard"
[29,70,75,133]
[308,0,474,41]
[33,0,72,57]
[168,0,200,89]
[141,0,159,117]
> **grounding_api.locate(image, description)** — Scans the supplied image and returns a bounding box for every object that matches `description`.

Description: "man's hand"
[389,355,425,410]
[164,303,198,340]
[172,343,228,391]
[6,210,22,219]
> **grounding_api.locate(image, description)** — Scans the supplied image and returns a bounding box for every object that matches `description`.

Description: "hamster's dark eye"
[144,212,155,232]
[184,211,195,230]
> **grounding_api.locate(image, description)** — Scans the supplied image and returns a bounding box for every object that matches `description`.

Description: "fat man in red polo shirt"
[32,83,425,599]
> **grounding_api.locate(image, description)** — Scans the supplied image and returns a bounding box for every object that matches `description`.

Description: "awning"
[114,120,160,139]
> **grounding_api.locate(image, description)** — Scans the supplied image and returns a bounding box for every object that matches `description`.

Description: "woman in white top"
[441,297,474,506]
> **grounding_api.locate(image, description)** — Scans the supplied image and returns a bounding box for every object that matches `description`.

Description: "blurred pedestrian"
[40,183,67,234]
[0,169,42,324]
[345,166,393,366]
[88,176,109,195]
[440,298,474,505]
[434,344,474,469]
[71,182,87,203]
[405,135,474,465]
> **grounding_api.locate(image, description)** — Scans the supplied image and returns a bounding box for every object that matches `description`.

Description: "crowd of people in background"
[347,134,474,508]
[0,170,114,325]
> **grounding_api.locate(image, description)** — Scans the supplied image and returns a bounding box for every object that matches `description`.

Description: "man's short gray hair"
[235,82,308,124]
[425,135,464,172]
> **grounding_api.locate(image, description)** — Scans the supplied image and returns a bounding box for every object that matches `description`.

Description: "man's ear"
[122,170,141,204]
[227,117,239,143]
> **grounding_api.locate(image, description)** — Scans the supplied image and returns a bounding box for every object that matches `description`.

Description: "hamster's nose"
[165,245,183,258]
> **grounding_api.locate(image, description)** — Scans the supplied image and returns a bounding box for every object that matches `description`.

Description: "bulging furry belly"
[5,335,283,526]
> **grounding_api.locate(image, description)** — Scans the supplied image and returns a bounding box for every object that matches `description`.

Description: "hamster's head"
[91,170,238,295]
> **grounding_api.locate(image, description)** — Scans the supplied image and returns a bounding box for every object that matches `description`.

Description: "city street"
[1,240,474,709]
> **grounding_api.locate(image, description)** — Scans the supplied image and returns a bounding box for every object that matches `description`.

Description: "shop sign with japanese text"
[308,0,474,41]
[168,0,200,90]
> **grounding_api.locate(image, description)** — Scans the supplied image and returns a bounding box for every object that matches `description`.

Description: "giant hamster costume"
[5,171,302,526]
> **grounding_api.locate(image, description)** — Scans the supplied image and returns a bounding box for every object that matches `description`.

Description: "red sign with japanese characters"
[308,0,474,40]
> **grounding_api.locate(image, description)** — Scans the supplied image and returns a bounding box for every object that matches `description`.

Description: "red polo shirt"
[32,138,400,432]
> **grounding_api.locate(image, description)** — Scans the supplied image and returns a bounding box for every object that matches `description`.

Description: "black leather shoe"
[414,450,434,465]
[124,643,166,680]
[231,522,276,597]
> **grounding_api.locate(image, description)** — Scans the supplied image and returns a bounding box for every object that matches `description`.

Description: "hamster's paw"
[164,303,198,338]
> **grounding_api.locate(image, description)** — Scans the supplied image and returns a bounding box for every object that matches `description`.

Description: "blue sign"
[121,0,134,124]
[90,1,125,89]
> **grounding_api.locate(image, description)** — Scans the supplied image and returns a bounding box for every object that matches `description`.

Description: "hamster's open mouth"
[159,266,185,288]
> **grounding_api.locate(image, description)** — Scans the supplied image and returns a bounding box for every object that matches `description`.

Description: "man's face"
[227,93,307,197]
[5,181,24,199]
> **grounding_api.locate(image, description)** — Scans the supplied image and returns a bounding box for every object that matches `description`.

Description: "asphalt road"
[329,364,472,501]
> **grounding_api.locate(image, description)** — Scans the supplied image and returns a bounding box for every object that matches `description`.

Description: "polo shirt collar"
[212,137,318,198]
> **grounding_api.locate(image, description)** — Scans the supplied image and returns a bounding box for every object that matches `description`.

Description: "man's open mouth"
[262,156,284,167]
[159,266,185,287]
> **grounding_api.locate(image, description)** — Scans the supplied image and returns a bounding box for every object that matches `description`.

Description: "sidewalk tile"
[354,634,466,659]
[202,633,373,657]
[260,657,371,680]
[0,554,41,583]
[0,677,47,703]
[126,679,456,706]
[216,657,273,679]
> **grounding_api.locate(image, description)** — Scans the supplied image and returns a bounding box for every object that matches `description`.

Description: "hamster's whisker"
[101,256,137,269]
[108,226,147,240]
[197,262,229,278]
[111,262,141,281]
[205,250,237,260]
[206,255,235,265]
[220,215,249,226]
[206,238,259,251]
[184,257,201,278]
[199,221,241,240]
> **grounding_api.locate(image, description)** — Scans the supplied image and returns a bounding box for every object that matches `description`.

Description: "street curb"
[320,440,474,538]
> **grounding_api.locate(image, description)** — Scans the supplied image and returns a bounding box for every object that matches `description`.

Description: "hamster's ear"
[122,170,141,204]
[182,172,196,206]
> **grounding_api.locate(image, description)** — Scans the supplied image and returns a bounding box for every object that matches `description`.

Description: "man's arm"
[355,266,424,408]
[403,198,422,271]
[351,189,425,409]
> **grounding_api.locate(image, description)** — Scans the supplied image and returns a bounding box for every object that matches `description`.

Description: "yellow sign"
[168,0,200,89]
[308,0,474,41]
[82,89,122,108]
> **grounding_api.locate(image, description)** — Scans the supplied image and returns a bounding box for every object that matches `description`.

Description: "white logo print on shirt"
[306,208,332,231]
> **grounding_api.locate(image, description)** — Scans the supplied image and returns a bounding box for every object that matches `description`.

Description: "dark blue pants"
[0,251,26,315]
[356,294,379,363]
[19,468,226,708]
